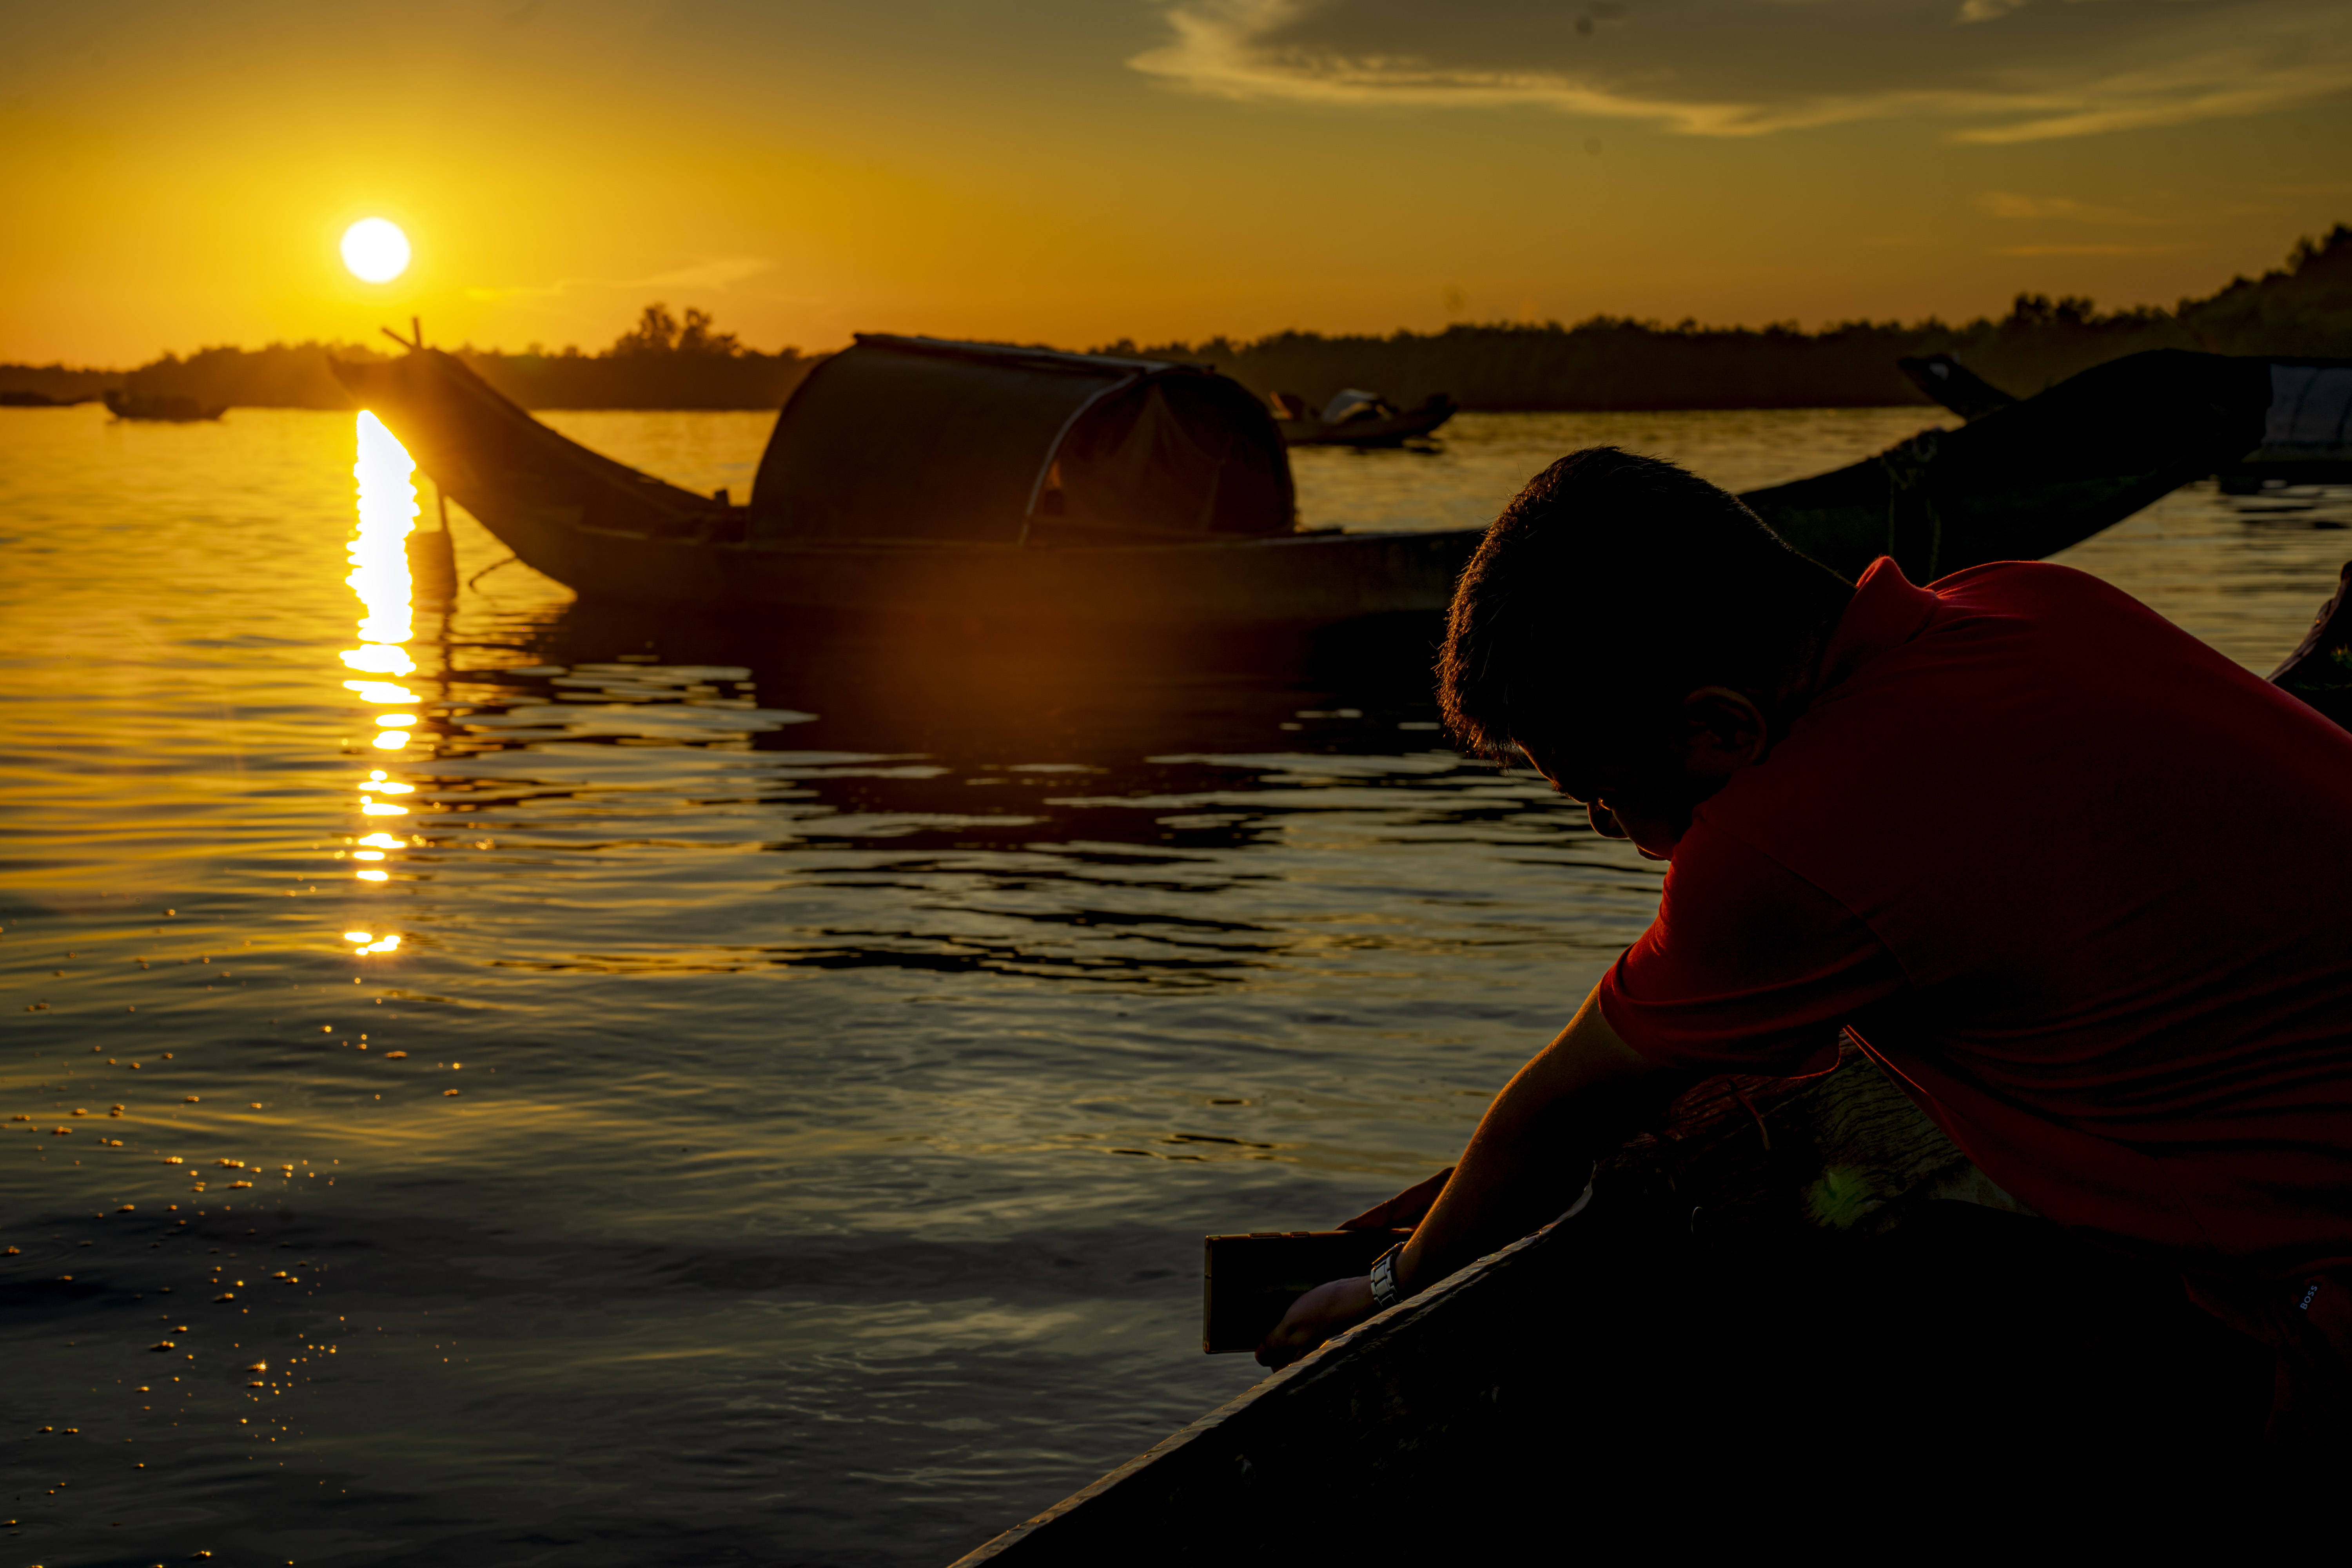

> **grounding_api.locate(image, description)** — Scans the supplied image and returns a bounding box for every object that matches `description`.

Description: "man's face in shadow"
[1522,686,1775,862]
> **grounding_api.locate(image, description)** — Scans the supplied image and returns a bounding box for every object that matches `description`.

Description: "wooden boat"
[1744,347,2272,577]
[334,339,2281,629]
[948,588,2352,1561]
[102,389,225,422]
[1902,350,2352,492]
[1271,389,1459,447]
[333,333,1478,632]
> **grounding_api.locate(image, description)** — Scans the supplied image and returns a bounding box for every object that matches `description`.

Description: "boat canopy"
[1319,388,1387,424]
[745,335,1296,546]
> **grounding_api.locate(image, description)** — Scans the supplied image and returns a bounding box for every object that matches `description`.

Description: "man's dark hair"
[1438,447,1851,785]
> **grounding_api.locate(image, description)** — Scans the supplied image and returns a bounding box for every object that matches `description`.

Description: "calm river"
[4,403,2345,1566]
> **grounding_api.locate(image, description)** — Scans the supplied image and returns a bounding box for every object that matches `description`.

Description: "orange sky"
[4,0,2348,365]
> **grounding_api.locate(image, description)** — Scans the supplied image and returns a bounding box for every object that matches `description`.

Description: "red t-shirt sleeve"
[1597,823,1907,1074]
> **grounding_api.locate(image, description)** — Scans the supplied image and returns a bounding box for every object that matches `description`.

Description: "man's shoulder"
[1928,559,2158,622]
[1887,560,2218,693]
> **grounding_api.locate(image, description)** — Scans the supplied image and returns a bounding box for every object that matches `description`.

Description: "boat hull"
[950,1034,2298,1561]
[474,498,1484,627]
[102,390,224,422]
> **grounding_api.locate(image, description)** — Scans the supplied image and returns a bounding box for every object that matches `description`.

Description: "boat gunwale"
[550,519,1489,558]
[944,1207,1572,1565]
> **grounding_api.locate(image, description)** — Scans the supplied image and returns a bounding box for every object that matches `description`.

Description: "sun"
[340,218,412,284]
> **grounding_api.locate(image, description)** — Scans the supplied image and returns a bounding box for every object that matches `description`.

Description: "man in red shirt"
[1260,447,2352,1437]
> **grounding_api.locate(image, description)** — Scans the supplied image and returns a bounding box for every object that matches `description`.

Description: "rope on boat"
[1878,428,1946,581]
[466,554,520,590]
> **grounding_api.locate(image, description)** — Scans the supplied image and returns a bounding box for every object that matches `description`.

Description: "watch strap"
[1368,1242,1405,1310]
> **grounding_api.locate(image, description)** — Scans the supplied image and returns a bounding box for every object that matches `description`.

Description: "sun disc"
[341,218,411,284]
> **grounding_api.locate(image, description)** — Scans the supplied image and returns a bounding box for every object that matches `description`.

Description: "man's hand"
[1249,989,1679,1375]
[1256,1274,1377,1370]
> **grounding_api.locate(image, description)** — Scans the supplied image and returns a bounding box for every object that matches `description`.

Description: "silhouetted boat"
[1901,350,2352,492]
[1896,352,2020,422]
[333,340,2272,628]
[102,390,225,422]
[0,390,95,408]
[1271,389,1458,447]
[333,334,1475,632]
[1742,348,2272,577]
[946,585,2352,1561]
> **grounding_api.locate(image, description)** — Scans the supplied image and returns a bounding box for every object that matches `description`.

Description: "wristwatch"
[1368,1243,1406,1310]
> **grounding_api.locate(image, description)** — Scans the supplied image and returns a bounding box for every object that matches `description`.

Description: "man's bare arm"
[1255,988,1680,1368]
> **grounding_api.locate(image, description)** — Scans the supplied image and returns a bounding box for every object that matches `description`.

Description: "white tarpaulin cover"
[2266,364,2352,453]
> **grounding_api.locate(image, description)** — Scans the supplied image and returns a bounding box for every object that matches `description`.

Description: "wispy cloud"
[1993,242,2186,256]
[1129,0,2352,143]
[1975,191,2163,223]
[464,256,774,305]
[637,257,775,291]
[1955,0,2033,25]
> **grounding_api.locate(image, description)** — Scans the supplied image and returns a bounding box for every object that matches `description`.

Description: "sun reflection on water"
[345,680,421,702]
[343,412,425,935]
[347,411,417,648]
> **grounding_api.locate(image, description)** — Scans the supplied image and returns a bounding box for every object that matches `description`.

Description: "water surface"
[4,403,2345,1566]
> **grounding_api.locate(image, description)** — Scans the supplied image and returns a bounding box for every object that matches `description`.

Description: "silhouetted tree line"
[468,303,821,408]
[5,227,2346,412]
[0,302,821,411]
[1101,225,2352,412]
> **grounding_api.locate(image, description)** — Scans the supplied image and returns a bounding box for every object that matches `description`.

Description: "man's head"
[1438,447,1853,857]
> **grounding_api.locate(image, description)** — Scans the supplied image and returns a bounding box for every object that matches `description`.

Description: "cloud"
[1975,191,2155,222]
[1129,0,2352,142]
[464,256,775,305]
[637,256,775,291]
[1954,0,2031,25]
[1993,242,2186,255]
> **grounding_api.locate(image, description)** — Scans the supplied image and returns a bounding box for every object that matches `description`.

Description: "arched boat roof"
[746,333,1295,546]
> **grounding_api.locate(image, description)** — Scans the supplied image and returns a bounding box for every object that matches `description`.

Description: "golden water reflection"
[347,411,417,647]
[343,412,426,926]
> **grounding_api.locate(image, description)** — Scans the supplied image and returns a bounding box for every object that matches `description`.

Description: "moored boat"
[1270,388,1458,447]
[333,339,2275,629]
[1744,347,2270,577]
[334,333,1480,632]
[102,389,225,422]
[1901,349,2352,492]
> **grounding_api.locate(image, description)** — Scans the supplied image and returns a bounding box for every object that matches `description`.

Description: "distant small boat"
[1270,388,1457,447]
[0,390,95,408]
[102,390,225,423]
[1900,350,2352,492]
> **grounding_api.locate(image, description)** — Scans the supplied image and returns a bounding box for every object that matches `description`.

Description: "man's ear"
[1675,687,1770,774]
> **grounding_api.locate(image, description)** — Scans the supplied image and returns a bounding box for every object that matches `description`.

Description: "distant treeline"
[1102,223,2352,412]
[6,226,2346,414]
[0,305,823,412]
